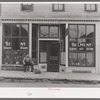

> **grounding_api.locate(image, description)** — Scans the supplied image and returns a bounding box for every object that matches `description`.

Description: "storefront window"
[69,24,95,67]
[3,23,29,64]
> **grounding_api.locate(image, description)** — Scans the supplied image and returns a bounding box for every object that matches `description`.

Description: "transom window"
[39,25,59,38]
[53,4,64,11]
[85,4,97,12]
[21,4,33,11]
[68,24,95,67]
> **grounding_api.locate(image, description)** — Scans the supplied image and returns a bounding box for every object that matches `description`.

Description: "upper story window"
[85,4,97,12]
[21,4,33,12]
[53,4,65,11]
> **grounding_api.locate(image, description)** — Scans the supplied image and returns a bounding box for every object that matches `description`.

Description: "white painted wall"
[1,4,100,19]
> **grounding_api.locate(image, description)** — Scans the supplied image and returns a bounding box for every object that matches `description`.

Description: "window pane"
[69,25,77,38]
[4,24,11,36]
[32,24,38,38]
[20,38,28,49]
[78,53,86,66]
[69,53,77,66]
[12,50,20,64]
[78,25,85,38]
[40,42,47,62]
[86,25,94,38]
[50,26,58,37]
[60,24,65,39]
[91,4,96,10]
[69,39,77,51]
[12,38,20,50]
[2,50,12,64]
[59,4,64,10]
[86,39,94,51]
[78,39,86,51]
[32,39,37,50]
[86,53,94,66]
[40,26,49,37]
[21,24,28,37]
[54,4,59,10]
[86,4,91,10]
[12,24,20,36]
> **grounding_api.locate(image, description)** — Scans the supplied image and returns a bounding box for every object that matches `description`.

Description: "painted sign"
[70,42,93,51]
[4,41,11,49]
[20,42,28,49]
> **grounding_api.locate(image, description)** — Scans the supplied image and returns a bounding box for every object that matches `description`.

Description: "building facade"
[0,3,100,74]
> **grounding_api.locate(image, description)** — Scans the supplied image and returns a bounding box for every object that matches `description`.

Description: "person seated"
[23,54,34,72]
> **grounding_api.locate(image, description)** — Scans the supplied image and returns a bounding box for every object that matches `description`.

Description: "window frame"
[21,3,33,12]
[85,4,97,12]
[2,23,29,65]
[52,4,65,12]
[68,24,95,67]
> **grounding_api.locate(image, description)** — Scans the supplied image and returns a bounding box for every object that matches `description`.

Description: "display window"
[3,23,29,64]
[68,24,95,67]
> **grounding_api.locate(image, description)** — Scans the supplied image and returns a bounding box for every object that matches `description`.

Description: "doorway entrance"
[39,41,60,72]
[47,42,59,72]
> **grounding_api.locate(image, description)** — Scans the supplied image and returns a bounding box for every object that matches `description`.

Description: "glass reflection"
[4,24,11,36]
[78,39,86,51]
[69,53,77,66]
[12,24,20,36]
[21,24,28,36]
[50,26,58,37]
[78,25,85,38]
[86,25,94,38]
[86,53,94,66]
[69,25,77,38]
[78,53,86,66]
[69,39,77,51]
[40,26,49,37]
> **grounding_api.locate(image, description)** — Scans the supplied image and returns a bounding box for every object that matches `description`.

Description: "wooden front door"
[47,42,60,72]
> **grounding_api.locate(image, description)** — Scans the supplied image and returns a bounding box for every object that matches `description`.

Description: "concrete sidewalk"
[0,70,100,82]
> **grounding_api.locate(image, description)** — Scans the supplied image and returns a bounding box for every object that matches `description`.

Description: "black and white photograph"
[0,0,100,98]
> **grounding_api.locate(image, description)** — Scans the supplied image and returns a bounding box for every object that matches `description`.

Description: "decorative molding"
[1,18,100,22]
